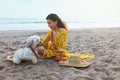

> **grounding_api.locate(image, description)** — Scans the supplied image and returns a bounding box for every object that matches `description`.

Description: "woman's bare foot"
[6,54,13,61]
[8,54,13,58]
[58,60,64,65]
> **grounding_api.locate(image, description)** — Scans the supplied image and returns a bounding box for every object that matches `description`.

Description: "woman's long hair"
[46,13,68,31]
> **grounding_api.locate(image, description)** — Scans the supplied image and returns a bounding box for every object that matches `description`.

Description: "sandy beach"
[0,28,120,80]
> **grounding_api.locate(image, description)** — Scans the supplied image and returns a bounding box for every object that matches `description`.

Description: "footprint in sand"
[74,76,94,80]
[0,42,7,46]
[12,41,22,45]
[4,47,16,51]
[0,75,4,80]
[0,51,5,54]
[0,66,5,71]
[111,67,120,72]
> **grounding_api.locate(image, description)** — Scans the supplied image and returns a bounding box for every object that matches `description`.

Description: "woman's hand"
[40,37,43,41]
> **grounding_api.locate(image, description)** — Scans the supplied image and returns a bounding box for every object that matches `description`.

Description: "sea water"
[0,18,120,31]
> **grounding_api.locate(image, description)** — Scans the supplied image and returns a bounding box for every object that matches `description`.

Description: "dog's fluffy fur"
[13,35,41,64]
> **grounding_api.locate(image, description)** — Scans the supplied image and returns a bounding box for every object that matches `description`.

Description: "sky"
[0,0,120,22]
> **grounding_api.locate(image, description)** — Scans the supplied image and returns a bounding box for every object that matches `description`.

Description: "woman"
[38,13,69,64]
[38,13,94,65]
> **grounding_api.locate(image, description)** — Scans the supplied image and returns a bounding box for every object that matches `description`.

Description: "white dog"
[12,35,41,64]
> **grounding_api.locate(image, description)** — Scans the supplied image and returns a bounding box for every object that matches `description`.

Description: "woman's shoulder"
[47,30,52,34]
[45,30,52,36]
[59,28,67,34]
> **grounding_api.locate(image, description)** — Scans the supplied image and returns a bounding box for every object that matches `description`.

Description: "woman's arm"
[41,31,51,49]
[57,29,68,64]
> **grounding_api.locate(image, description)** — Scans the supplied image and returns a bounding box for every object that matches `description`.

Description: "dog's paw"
[32,59,37,64]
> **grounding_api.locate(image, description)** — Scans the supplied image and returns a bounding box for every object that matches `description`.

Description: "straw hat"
[59,56,92,68]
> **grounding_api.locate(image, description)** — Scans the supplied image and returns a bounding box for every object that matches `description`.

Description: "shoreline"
[0,27,120,31]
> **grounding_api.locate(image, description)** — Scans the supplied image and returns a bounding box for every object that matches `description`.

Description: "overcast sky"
[0,0,120,22]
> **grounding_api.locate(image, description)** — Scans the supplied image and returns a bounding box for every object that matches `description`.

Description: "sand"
[0,28,120,80]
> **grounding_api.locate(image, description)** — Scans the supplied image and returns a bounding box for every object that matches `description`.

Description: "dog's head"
[26,35,41,48]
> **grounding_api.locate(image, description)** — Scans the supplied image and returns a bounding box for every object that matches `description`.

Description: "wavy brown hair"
[46,13,68,31]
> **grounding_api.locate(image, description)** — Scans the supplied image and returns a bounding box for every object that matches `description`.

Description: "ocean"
[0,18,120,31]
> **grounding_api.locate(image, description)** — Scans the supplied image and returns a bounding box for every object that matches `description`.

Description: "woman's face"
[47,19,57,30]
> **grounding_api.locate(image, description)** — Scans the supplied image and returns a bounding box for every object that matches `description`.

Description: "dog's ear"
[31,40,37,48]
[31,40,34,48]
[26,39,34,48]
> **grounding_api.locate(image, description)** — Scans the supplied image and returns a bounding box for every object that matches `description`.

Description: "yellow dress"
[41,28,94,61]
